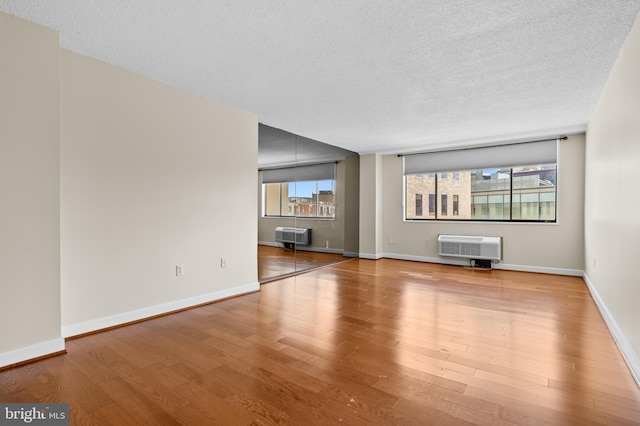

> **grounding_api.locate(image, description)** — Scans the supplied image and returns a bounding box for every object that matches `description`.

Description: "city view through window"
[406,164,556,222]
[264,180,336,218]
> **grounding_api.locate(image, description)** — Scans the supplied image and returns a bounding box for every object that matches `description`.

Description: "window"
[415,194,423,216]
[264,180,335,218]
[262,163,336,219]
[404,165,556,222]
[403,139,558,222]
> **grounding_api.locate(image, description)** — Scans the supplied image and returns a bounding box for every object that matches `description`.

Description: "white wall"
[0,12,63,367]
[378,135,585,275]
[585,14,640,381]
[60,50,258,335]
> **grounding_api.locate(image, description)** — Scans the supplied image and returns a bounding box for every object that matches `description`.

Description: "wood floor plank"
[2,257,639,425]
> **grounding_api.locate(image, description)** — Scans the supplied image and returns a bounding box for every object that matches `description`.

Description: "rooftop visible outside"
[406,164,556,222]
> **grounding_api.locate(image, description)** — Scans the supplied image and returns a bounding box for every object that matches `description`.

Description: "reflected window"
[264,179,336,219]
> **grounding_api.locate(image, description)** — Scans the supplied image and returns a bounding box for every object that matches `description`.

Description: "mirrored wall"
[257,124,359,281]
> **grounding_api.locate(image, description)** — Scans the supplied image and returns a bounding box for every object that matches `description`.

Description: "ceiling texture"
[2,1,639,154]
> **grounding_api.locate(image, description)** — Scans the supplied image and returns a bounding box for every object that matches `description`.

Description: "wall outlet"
[220,257,227,268]
[325,240,329,249]
[176,264,184,276]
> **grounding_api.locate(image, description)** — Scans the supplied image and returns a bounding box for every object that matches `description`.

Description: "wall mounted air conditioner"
[275,227,311,246]
[438,235,502,261]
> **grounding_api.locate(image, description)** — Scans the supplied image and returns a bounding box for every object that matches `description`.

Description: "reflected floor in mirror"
[258,244,347,282]
[2,259,639,425]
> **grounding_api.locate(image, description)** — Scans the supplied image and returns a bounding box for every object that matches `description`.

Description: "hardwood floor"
[2,259,640,425]
[258,244,347,281]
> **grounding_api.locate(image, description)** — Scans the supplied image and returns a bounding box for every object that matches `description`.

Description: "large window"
[262,163,336,219]
[406,165,556,222]
[404,139,558,222]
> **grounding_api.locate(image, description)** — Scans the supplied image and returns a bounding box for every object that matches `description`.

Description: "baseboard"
[62,282,260,338]
[381,253,583,276]
[493,263,583,276]
[359,253,384,260]
[343,251,359,258]
[583,273,640,387]
[258,241,344,254]
[0,338,65,369]
[258,241,280,247]
[383,253,468,266]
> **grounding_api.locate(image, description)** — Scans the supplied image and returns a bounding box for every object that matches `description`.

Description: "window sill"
[403,219,558,225]
[262,216,336,222]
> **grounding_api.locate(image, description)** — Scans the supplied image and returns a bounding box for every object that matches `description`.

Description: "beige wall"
[359,154,384,258]
[258,161,347,251]
[343,155,360,256]
[381,135,585,274]
[585,14,640,378]
[0,12,62,365]
[60,50,258,333]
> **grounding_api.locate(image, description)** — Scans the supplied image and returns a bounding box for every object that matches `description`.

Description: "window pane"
[471,168,511,220]
[316,180,335,218]
[264,183,282,216]
[437,170,471,220]
[415,193,423,216]
[441,194,448,215]
[406,174,435,219]
[512,164,556,221]
[290,180,315,217]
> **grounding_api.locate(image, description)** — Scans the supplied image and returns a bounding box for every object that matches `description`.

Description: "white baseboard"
[381,252,583,276]
[0,338,65,369]
[258,241,280,247]
[258,241,344,254]
[493,263,583,276]
[359,253,384,260]
[62,282,260,338]
[583,273,640,387]
[383,253,468,266]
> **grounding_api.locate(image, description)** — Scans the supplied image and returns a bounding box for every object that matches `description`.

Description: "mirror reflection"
[258,124,359,282]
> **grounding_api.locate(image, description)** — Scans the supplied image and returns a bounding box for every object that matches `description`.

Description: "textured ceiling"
[1,1,639,154]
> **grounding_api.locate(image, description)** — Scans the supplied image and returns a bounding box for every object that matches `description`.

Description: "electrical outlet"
[176,264,184,276]
[220,257,227,268]
[325,240,329,249]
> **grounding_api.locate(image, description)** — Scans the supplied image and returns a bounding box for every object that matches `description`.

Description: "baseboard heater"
[275,227,311,247]
[438,234,502,267]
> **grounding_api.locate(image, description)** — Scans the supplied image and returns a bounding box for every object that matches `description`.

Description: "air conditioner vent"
[438,235,502,261]
[275,227,311,246]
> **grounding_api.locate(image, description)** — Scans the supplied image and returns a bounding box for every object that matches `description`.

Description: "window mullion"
[509,168,513,221]
[435,175,439,219]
